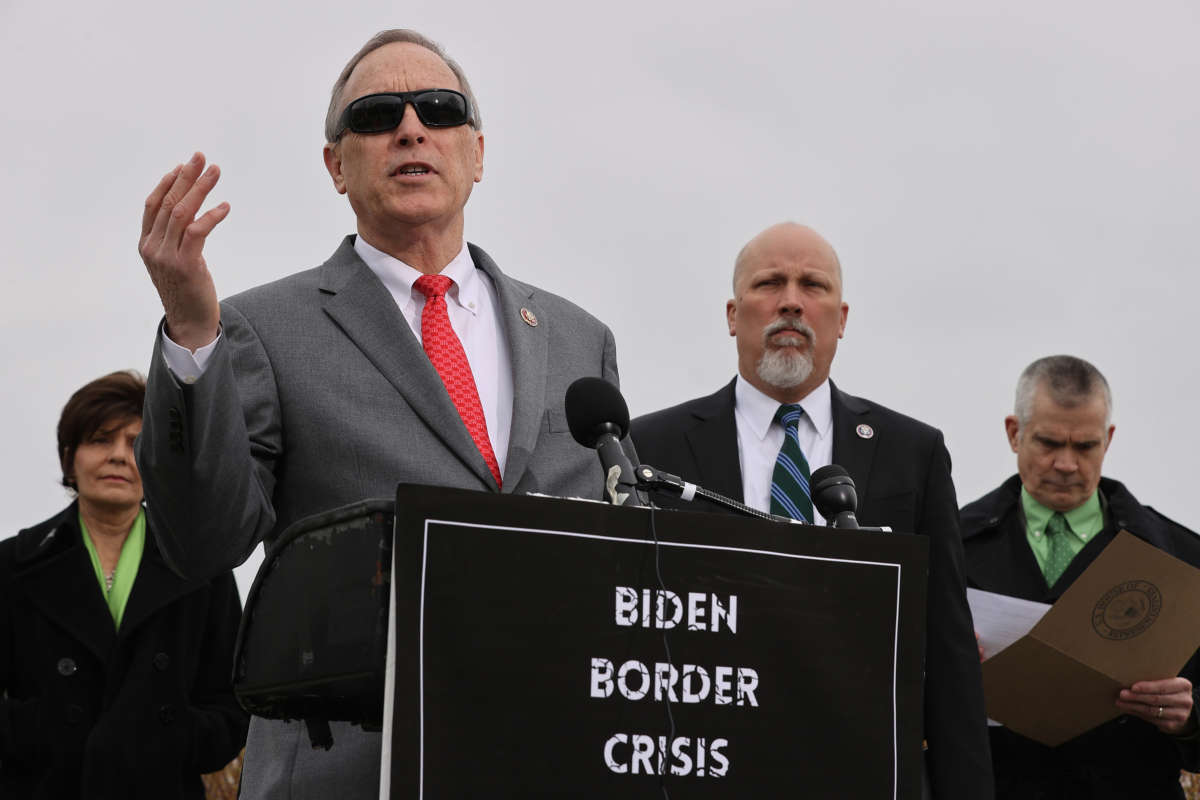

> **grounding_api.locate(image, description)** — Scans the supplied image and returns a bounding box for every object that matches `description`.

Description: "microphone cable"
[647,502,674,800]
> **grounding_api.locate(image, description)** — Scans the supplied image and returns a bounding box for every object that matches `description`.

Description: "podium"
[233,485,929,797]
[384,485,929,798]
[233,499,394,731]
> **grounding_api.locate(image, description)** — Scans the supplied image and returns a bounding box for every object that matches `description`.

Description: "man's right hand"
[139,152,229,351]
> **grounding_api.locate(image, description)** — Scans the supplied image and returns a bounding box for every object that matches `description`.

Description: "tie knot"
[774,404,805,429]
[414,274,454,299]
[1046,512,1071,537]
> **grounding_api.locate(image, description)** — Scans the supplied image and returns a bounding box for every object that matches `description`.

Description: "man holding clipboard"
[961,355,1200,799]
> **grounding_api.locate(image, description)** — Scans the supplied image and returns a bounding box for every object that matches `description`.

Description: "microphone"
[810,464,860,529]
[564,377,645,507]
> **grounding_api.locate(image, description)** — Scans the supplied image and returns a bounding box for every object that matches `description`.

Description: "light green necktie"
[1043,512,1075,586]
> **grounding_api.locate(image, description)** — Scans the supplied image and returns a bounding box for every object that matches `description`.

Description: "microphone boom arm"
[633,464,800,525]
[634,462,889,531]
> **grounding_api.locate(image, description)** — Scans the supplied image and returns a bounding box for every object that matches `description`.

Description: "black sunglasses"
[334,89,473,139]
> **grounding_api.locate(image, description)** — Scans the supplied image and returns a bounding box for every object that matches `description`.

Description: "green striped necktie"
[770,404,814,524]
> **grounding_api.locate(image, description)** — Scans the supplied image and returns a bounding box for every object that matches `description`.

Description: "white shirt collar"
[353,235,480,315]
[734,374,833,441]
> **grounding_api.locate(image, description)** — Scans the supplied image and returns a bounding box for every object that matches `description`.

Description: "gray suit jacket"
[137,236,622,799]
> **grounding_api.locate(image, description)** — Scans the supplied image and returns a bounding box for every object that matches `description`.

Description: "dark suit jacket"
[0,504,247,799]
[631,378,994,800]
[961,475,1200,800]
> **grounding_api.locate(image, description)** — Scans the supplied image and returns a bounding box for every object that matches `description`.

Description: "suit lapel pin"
[856,424,874,439]
[520,308,538,327]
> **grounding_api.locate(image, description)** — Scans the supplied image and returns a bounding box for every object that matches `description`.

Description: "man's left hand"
[1116,677,1196,735]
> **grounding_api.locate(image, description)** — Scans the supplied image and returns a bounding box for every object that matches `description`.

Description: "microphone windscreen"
[564,377,630,447]
[810,463,858,520]
[811,464,850,487]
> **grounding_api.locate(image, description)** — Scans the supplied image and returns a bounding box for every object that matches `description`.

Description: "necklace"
[105,569,115,592]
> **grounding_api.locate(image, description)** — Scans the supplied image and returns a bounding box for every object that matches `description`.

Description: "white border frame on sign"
[380,518,905,800]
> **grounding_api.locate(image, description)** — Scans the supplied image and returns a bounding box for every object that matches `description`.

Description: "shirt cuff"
[161,329,221,384]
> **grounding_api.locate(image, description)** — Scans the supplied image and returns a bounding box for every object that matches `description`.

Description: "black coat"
[631,378,994,800]
[961,475,1200,800]
[0,504,248,799]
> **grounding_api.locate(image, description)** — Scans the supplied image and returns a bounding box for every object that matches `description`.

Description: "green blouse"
[79,508,146,629]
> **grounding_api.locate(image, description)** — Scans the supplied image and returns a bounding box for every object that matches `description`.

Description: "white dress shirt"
[734,375,834,525]
[161,235,514,473]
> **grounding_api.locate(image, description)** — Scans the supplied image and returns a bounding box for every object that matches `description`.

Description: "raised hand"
[139,152,230,351]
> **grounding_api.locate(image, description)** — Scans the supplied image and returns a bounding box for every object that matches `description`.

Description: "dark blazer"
[0,504,248,799]
[961,475,1200,800]
[631,378,994,799]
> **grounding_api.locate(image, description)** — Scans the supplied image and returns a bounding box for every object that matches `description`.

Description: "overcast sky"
[3,0,1197,594]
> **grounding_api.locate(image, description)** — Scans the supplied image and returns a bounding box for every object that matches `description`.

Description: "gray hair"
[324,29,481,143]
[1014,355,1112,431]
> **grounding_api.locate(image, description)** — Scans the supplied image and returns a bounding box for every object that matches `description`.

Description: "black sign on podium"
[384,484,929,799]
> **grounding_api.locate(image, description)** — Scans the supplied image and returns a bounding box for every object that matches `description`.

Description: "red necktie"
[414,275,502,488]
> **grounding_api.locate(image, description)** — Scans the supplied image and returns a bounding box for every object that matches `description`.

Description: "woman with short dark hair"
[0,370,248,798]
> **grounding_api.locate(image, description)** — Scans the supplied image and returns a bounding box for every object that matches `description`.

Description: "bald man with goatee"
[631,223,993,798]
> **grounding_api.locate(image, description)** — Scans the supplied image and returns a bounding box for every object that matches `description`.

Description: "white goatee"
[756,318,815,389]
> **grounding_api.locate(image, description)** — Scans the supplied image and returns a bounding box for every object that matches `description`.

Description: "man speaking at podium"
[135,29,622,799]
[960,355,1200,798]
[631,222,993,798]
